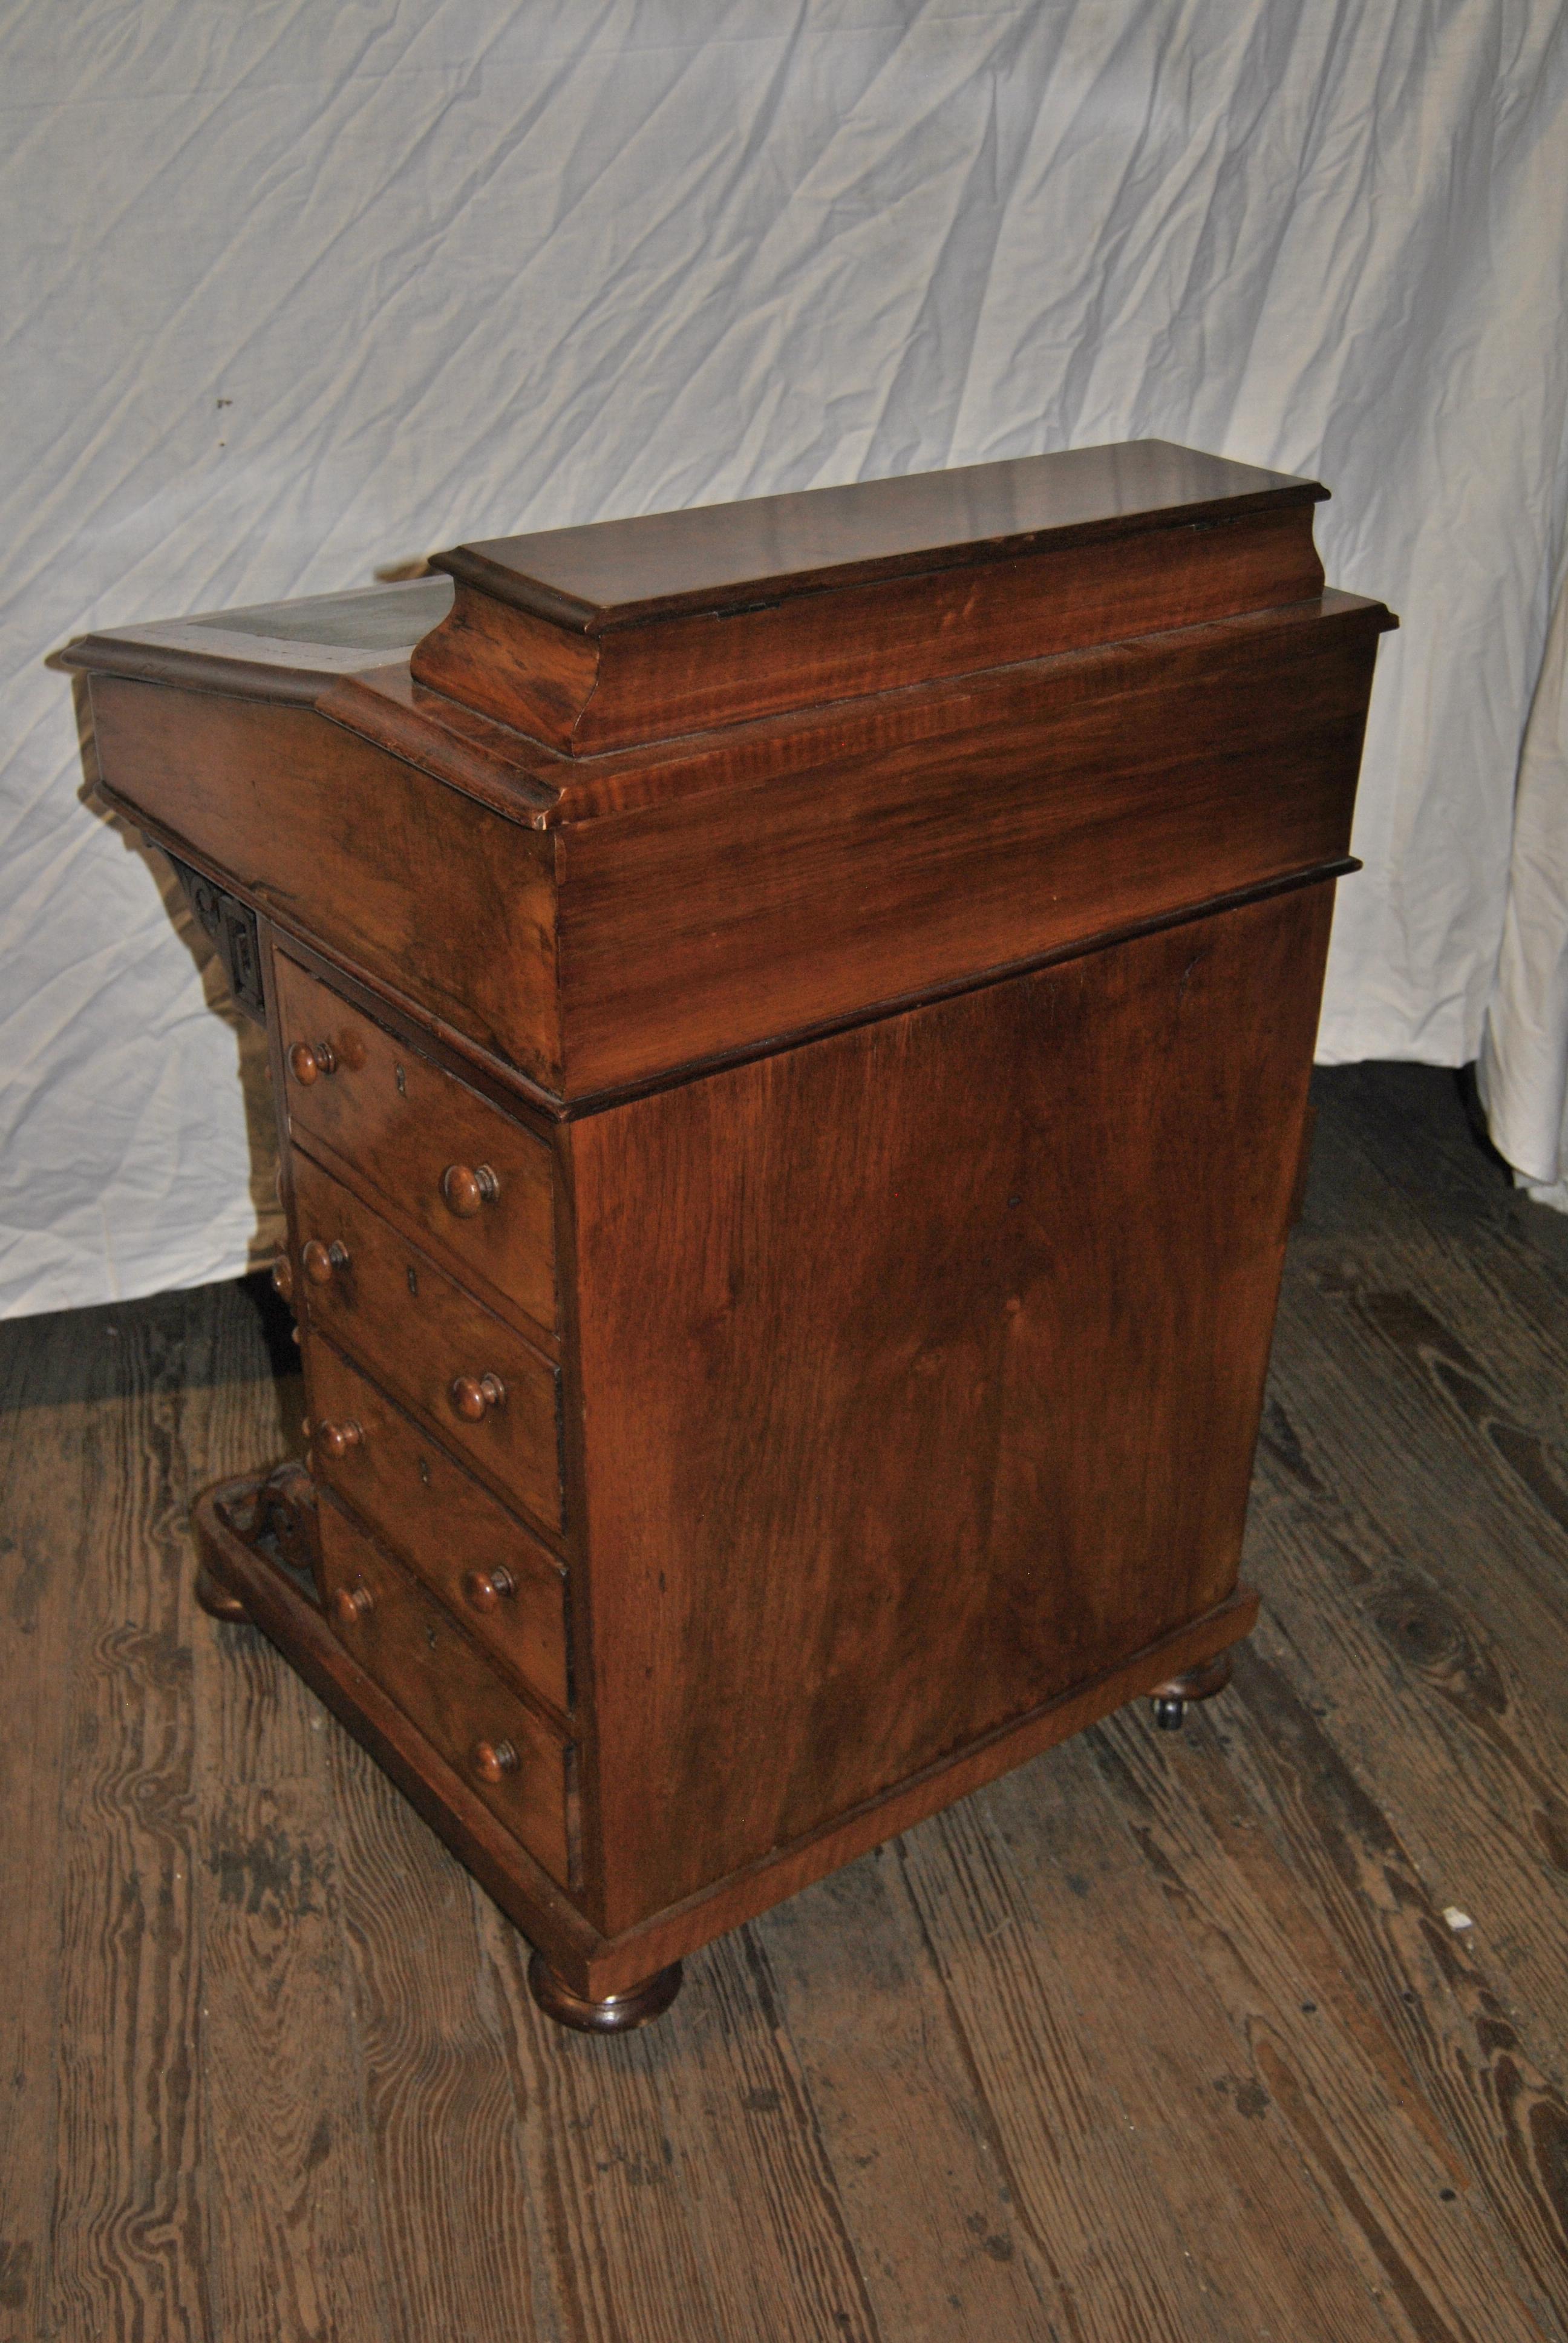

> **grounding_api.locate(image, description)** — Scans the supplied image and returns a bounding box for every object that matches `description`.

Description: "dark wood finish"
[86,679,563,1085]
[275,950,557,1333]
[572,886,1326,1929]
[433,438,1324,622]
[75,595,1391,1110]
[166,854,267,1023]
[316,1494,574,1888]
[192,1451,1256,1985]
[550,597,1382,1094]
[414,503,1324,752]
[1155,1649,1236,1703]
[58,445,1396,2033]
[193,1559,247,1620]
[1151,1647,1235,1728]
[10,1068,1568,2338]
[290,1149,563,1532]
[305,1337,570,1715]
[526,1950,684,2034]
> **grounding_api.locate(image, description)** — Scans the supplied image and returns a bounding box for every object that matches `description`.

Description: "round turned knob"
[449,1371,506,1422]
[462,1564,517,1614]
[315,1418,362,1461]
[288,1038,338,1086]
[331,1583,372,1628]
[440,1162,501,1219]
[301,1237,349,1285]
[471,1737,519,1784]
[270,1251,295,1303]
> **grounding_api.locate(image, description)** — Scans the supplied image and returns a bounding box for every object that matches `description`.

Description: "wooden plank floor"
[3,1061,1567,2343]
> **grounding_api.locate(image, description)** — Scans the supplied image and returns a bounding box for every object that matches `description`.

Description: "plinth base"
[191,1463,1256,2029]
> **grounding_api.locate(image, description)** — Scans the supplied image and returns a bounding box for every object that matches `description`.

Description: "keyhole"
[394,1064,407,1096]
[407,1265,419,1296]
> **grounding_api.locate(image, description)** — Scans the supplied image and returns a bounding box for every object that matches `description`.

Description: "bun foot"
[194,1562,249,1622]
[1151,1647,1234,1731]
[528,1950,683,2034]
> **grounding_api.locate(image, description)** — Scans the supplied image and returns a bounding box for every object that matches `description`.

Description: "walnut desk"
[64,442,1394,2031]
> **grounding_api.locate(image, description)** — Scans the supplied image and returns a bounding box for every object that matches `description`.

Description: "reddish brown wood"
[414,503,1325,752]
[275,950,557,1331]
[526,1951,683,2034]
[571,885,1332,1929]
[191,1466,1257,1993]
[1156,1651,1235,1703]
[194,1561,248,1622]
[85,678,563,1085]
[290,1149,563,1532]
[550,597,1383,1095]
[433,438,1323,623]
[305,1337,569,1715]
[315,1418,362,1461]
[1152,1647,1236,1729]
[316,1495,574,1887]
[65,444,1394,2027]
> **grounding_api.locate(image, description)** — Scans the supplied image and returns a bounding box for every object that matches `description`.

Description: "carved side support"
[166,851,266,1024]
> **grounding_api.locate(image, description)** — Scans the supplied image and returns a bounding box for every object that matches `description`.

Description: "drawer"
[319,1495,574,1886]
[276,952,556,1334]
[292,1149,564,1532]
[308,1338,570,1716]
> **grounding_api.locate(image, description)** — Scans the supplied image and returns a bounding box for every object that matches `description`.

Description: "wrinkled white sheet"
[1479,563,1568,1204]
[4,0,1567,1316]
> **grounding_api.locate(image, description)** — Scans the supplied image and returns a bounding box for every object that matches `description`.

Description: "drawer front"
[309,1339,570,1716]
[319,1495,573,1885]
[292,1149,564,1532]
[276,951,556,1335]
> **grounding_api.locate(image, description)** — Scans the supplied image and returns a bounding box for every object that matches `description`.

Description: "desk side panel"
[554,602,1380,1095]
[88,678,561,1086]
[570,883,1333,1932]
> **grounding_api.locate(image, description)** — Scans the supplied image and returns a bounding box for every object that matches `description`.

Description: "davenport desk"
[64,442,1394,2031]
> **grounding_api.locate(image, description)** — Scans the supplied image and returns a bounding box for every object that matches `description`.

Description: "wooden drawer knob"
[270,1251,295,1304]
[301,1237,350,1285]
[462,1565,516,1614]
[315,1418,362,1461]
[331,1583,372,1627]
[289,1039,337,1086]
[471,1737,519,1784]
[449,1371,506,1421]
[440,1162,501,1218]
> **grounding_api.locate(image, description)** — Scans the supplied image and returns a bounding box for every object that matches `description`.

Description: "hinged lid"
[410,439,1327,755]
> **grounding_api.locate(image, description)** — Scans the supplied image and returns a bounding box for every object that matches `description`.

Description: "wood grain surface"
[550,596,1383,1093]
[3,1063,1567,2343]
[292,1149,564,1533]
[413,505,1324,752]
[87,677,563,1084]
[572,887,1326,1928]
[275,949,558,1337]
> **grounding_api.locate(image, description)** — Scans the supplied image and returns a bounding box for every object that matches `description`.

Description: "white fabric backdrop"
[4,0,1567,1316]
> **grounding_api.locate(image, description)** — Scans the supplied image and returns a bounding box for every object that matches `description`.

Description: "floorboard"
[2,1065,1566,2342]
